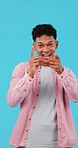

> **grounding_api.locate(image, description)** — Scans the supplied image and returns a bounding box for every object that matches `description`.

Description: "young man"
[7,24,78,148]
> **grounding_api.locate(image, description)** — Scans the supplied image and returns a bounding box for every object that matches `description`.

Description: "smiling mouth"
[42,53,52,57]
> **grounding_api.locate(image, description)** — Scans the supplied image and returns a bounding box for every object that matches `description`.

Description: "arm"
[6,62,33,107]
[57,67,78,102]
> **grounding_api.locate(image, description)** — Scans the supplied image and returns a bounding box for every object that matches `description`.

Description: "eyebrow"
[36,40,53,44]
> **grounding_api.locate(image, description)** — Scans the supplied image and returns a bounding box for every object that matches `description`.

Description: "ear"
[55,41,59,49]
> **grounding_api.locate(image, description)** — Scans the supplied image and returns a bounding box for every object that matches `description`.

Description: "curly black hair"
[32,24,57,42]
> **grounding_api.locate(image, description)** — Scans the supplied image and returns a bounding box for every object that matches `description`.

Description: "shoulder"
[14,61,29,69]
[12,61,29,75]
[63,66,75,74]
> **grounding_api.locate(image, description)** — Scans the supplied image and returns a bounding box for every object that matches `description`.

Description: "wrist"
[27,71,34,78]
[58,66,64,75]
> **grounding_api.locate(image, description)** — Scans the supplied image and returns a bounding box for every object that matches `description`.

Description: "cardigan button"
[26,129,29,132]
[24,89,26,92]
[29,79,31,82]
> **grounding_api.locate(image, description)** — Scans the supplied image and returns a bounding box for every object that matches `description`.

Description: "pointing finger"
[53,53,60,59]
[52,53,59,59]
[31,45,36,57]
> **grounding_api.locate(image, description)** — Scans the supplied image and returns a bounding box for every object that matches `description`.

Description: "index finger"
[31,45,36,57]
[49,53,60,60]
[54,54,60,59]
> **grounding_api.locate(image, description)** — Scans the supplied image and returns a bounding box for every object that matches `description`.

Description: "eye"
[38,44,43,48]
[48,43,53,47]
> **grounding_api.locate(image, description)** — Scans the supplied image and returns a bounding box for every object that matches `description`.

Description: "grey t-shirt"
[26,66,59,148]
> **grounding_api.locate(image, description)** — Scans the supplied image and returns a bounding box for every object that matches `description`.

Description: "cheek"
[37,49,43,55]
[50,47,56,52]
[52,44,57,50]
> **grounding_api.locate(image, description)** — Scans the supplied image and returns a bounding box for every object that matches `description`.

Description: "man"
[7,24,78,148]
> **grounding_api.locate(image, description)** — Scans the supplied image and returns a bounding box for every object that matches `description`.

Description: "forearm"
[7,72,33,107]
[57,67,78,102]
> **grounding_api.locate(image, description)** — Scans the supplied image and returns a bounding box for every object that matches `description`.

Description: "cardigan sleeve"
[6,62,33,107]
[57,67,78,102]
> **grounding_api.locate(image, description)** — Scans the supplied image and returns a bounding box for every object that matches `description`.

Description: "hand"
[27,45,40,77]
[49,54,64,75]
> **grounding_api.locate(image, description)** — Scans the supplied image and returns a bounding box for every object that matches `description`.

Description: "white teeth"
[42,53,52,57]
[44,55,49,57]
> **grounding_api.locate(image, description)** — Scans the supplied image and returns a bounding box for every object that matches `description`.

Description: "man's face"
[34,35,58,66]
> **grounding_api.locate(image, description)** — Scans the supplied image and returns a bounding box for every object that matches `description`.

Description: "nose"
[43,45,48,52]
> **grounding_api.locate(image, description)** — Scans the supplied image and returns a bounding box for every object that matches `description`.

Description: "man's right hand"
[27,45,40,78]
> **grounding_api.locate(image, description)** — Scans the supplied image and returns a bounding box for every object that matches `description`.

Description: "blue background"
[0,0,78,147]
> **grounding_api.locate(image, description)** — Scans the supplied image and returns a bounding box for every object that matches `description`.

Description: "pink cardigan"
[6,62,78,148]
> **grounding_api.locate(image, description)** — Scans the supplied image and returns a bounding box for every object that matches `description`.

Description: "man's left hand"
[48,54,64,75]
